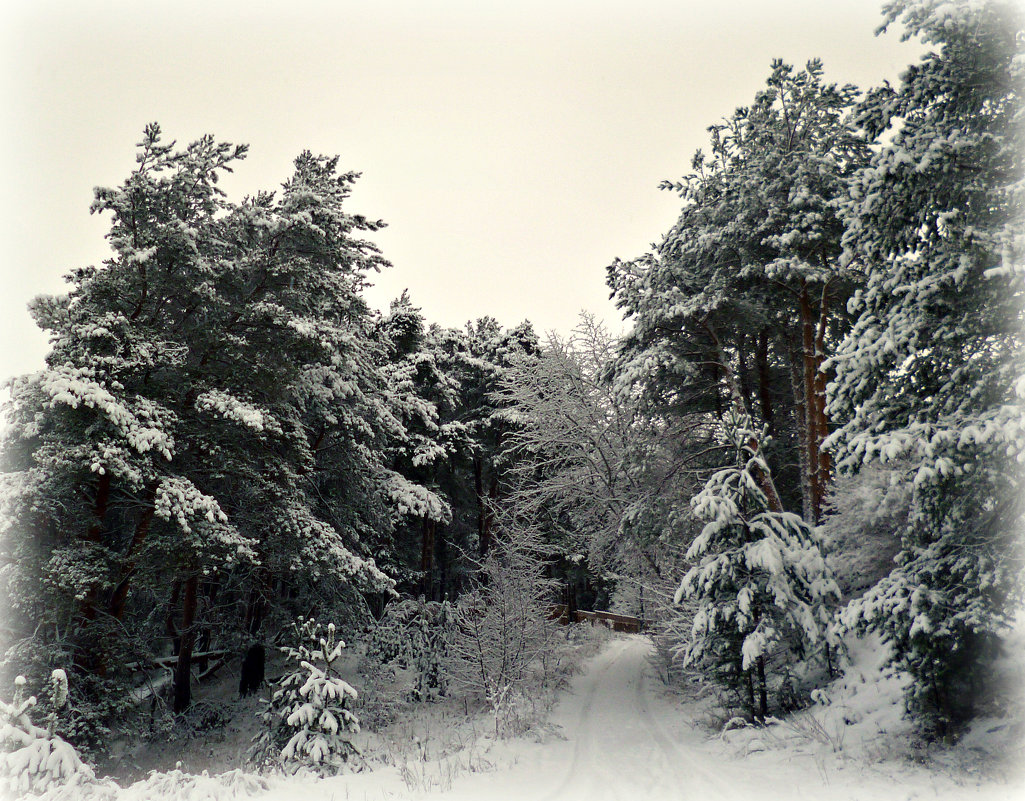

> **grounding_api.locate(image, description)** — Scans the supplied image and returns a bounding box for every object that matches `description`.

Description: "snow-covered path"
[258,636,1018,801]
[536,635,744,801]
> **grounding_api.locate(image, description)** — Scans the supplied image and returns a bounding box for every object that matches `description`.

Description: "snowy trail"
[266,635,764,801]
[538,636,735,801]
[258,636,1018,801]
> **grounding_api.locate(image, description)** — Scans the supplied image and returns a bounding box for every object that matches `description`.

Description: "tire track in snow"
[540,638,628,801]
[633,640,739,799]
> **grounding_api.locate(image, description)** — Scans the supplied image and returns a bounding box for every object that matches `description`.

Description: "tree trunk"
[756,328,775,437]
[474,457,486,554]
[797,280,834,524]
[74,472,113,674]
[108,481,158,621]
[756,655,769,721]
[813,284,833,500]
[798,282,825,523]
[243,568,273,636]
[736,333,755,414]
[166,579,183,655]
[172,573,199,714]
[787,342,814,522]
[704,322,784,513]
[420,518,436,599]
[482,474,498,555]
[436,526,448,600]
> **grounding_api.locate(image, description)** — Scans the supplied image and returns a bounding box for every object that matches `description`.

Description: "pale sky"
[0,0,924,384]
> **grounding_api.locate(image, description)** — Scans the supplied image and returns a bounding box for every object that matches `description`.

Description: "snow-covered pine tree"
[253,618,360,775]
[610,59,869,525]
[676,413,840,720]
[374,295,457,597]
[1,125,255,730]
[826,0,1024,733]
[1,127,400,737]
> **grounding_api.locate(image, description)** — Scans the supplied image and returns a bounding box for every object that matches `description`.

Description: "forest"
[0,0,1022,798]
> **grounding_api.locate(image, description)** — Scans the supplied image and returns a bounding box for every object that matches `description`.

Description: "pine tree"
[1,126,398,734]
[676,414,840,720]
[610,60,869,523]
[253,618,360,774]
[827,0,1024,733]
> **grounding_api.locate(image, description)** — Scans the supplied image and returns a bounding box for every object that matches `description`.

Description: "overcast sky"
[0,0,924,384]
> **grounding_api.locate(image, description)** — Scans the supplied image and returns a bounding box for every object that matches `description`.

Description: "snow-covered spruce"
[252,618,361,775]
[0,671,97,797]
[676,415,840,720]
[826,0,1024,733]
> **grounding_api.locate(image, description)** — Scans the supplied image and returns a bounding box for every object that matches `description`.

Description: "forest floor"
[86,633,1023,801]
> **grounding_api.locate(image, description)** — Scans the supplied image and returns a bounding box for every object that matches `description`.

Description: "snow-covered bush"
[0,671,97,797]
[251,618,361,774]
[365,598,454,702]
[676,416,841,720]
[447,526,559,736]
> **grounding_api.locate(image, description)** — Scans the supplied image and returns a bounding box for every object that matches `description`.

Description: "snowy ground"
[250,636,1022,801]
[58,634,1024,801]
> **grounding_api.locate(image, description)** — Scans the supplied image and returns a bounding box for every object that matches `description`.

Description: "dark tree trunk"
[473,457,486,554]
[420,518,436,599]
[736,333,755,413]
[813,284,833,501]
[74,472,113,674]
[243,567,273,636]
[239,643,266,697]
[436,527,448,600]
[756,328,775,437]
[785,341,812,521]
[756,655,769,721]
[108,481,158,621]
[704,323,784,513]
[481,474,498,556]
[166,579,182,655]
[172,573,199,714]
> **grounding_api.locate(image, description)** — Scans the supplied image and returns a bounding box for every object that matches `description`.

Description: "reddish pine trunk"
[796,280,834,524]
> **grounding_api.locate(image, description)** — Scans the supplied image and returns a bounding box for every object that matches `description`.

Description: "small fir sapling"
[0,671,97,797]
[252,618,360,774]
